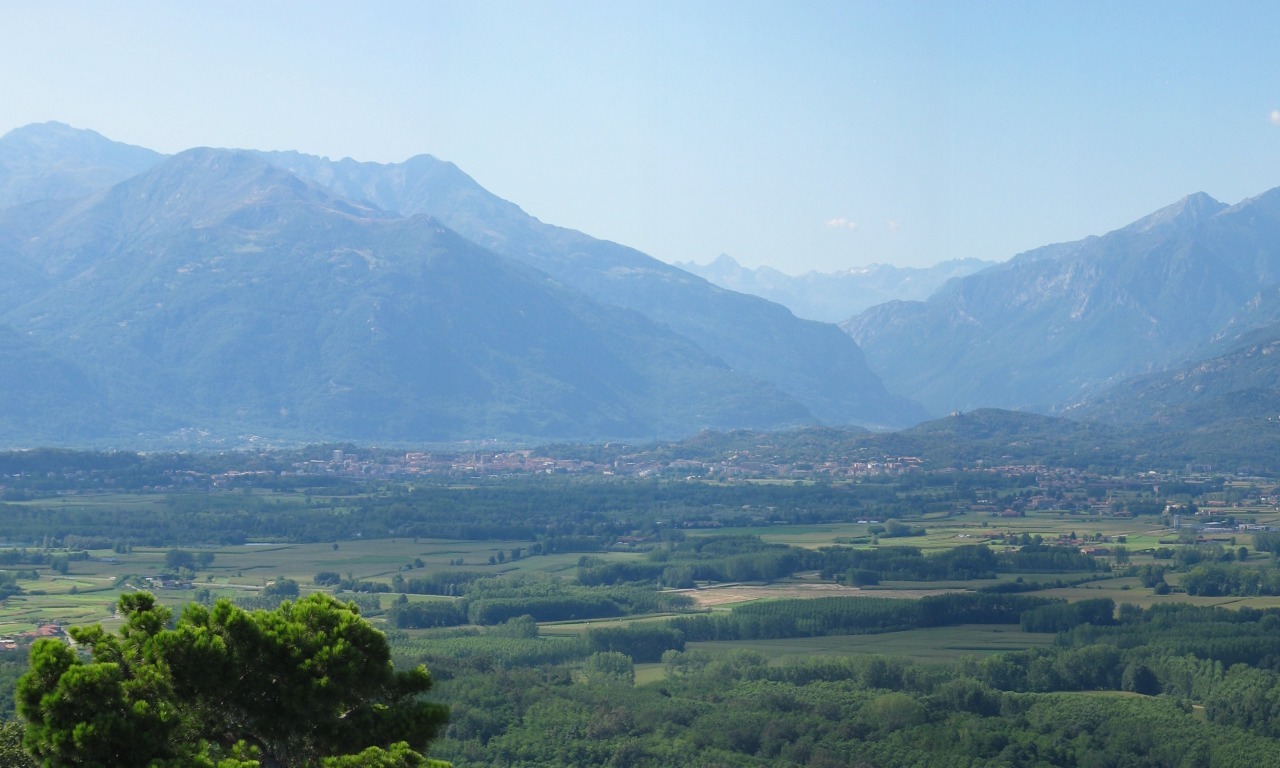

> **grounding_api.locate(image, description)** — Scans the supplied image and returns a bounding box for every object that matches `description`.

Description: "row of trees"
[386,575,694,630]
[578,536,1104,591]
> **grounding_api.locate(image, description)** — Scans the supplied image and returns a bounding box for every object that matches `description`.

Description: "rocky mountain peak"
[1123,191,1227,235]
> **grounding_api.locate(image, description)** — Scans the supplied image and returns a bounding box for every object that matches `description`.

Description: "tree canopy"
[17,592,449,768]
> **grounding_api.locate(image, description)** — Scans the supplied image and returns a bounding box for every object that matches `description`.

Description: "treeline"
[668,593,1064,644]
[385,575,695,630]
[819,543,1099,584]
[388,571,486,596]
[0,478,901,546]
[578,536,1101,590]
[0,549,90,566]
[396,591,1080,670]
[0,448,306,494]
[493,592,1094,667]
[0,467,1134,547]
[821,545,985,583]
[579,535,810,588]
[1018,598,1117,632]
[459,591,1116,669]
[1181,562,1280,596]
[1116,546,1280,598]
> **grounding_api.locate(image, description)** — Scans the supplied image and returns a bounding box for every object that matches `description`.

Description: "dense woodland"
[403,601,1280,767]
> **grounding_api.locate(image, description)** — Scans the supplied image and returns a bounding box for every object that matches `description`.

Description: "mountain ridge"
[845,185,1280,415]
[0,136,831,445]
[251,146,923,428]
[0,121,164,208]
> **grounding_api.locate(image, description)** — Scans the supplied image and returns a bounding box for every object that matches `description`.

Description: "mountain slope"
[0,121,163,207]
[1071,319,1280,427]
[1062,319,1280,473]
[0,323,109,442]
[253,150,925,428]
[844,190,1280,414]
[0,149,814,444]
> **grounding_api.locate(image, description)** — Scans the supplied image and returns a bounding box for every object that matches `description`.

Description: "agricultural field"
[685,623,1058,664]
[5,456,1280,766]
[0,536,562,635]
[3,488,1279,638]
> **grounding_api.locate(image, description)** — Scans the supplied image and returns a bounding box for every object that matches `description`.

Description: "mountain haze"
[1072,319,1280,428]
[23,121,1280,447]
[253,150,924,428]
[0,125,928,445]
[845,190,1280,415]
[677,254,994,322]
[0,121,163,208]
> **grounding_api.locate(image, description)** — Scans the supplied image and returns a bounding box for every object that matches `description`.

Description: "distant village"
[278,447,929,483]
[3,446,1276,535]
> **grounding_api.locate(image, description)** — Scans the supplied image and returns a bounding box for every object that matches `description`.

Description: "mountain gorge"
[676,253,993,323]
[0,124,919,446]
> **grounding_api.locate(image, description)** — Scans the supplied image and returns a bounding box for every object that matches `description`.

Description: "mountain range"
[676,254,993,323]
[0,123,921,446]
[4,120,1280,452]
[249,149,921,428]
[844,190,1280,425]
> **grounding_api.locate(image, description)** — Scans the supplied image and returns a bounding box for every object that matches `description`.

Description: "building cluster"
[285,449,928,481]
[0,623,66,651]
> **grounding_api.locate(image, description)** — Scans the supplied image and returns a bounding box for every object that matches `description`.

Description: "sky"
[4,1,1280,273]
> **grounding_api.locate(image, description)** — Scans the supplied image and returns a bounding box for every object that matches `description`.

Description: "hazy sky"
[4,1,1280,273]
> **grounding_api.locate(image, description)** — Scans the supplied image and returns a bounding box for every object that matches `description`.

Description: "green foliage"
[1019,598,1115,633]
[388,601,468,630]
[0,720,35,768]
[423,635,1280,767]
[165,549,196,570]
[584,652,635,685]
[391,572,484,597]
[261,576,300,599]
[395,631,583,670]
[1182,562,1280,596]
[0,572,22,601]
[584,625,685,663]
[668,593,1057,643]
[18,592,449,767]
[318,741,450,768]
[389,573,697,632]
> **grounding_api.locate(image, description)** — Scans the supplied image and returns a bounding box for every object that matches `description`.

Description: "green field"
[711,508,1280,553]
[6,492,1280,655]
[685,624,1057,665]
[0,537,585,635]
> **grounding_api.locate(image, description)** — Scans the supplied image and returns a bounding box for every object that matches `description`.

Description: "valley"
[6,121,1280,765]
[4,440,1280,765]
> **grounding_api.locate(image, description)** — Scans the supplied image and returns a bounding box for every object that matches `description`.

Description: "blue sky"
[4,1,1280,273]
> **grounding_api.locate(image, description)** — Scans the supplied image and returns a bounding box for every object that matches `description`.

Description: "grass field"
[710,508,1280,554]
[684,624,1057,665]
[627,624,1058,683]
